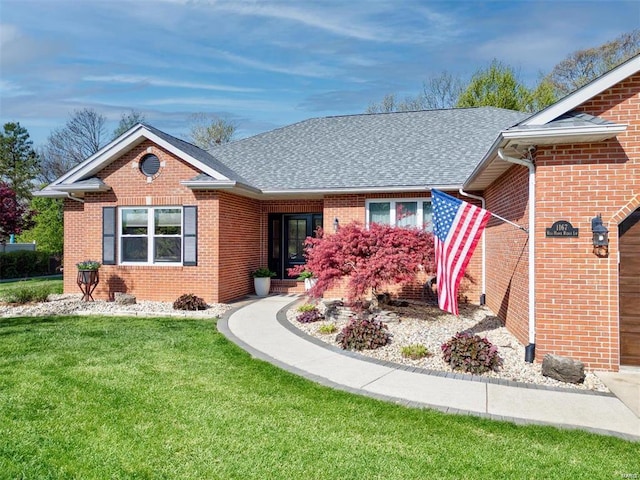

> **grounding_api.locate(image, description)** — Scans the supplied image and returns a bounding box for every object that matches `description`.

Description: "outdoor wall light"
[591,214,609,257]
[333,218,340,232]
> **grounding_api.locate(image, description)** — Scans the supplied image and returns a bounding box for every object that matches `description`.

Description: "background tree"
[421,71,464,109]
[0,122,40,202]
[0,183,35,244]
[187,113,237,150]
[455,60,547,112]
[16,197,63,254]
[288,222,435,302]
[112,109,146,140]
[39,108,108,183]
[547,29,640,97]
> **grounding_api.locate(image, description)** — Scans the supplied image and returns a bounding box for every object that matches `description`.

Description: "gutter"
[497,148,536,363]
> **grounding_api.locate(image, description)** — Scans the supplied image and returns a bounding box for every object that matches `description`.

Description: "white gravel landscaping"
[0,293,232,318]
[286,300,609,393]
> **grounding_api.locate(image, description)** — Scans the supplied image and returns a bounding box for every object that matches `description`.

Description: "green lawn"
[0,315,636,479]
[0,277,63,301]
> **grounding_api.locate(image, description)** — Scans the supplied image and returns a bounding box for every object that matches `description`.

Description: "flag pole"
[490,212,528,233]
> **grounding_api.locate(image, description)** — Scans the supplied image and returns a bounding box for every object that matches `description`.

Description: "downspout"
[497,148,536,363]
[458,189,486,305]
[66,193,85,203]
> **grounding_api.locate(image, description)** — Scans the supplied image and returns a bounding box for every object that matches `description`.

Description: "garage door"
[620,208,640,366]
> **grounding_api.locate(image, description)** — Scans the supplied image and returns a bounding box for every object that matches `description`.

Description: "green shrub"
[441,332,502,374]
[317,323,337,334]
[173,293,208,311]
[297,303,316,312]
[336,316,391,351]
[4,283,56,304]
[0,250,52,279]
[401,344,431,360]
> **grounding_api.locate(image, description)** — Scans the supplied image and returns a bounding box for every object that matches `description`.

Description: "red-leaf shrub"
[288,222,435,301]
[441,332,502,374]
[336,316,392,351]
[0,183,35,242]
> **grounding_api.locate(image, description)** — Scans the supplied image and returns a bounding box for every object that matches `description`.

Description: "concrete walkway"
[218,295,640,441]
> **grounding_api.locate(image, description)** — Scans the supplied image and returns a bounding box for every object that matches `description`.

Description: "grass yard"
[0,277,63,302]
[0,315,637,479]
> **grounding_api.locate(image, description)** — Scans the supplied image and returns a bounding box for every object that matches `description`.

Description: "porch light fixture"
[591,214,609,257]
[333,218,339,232]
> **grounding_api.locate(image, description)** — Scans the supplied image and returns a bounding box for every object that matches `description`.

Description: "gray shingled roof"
[207,107,528,191]
[143,123,253,185]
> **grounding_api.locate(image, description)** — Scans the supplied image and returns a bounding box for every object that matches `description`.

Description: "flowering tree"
[0,182,35,244]
[289,222,435,301]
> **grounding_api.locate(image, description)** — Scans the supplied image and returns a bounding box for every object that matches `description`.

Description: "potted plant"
[251,267,276,297]
[76,260,101,301]
[297,270,317,291]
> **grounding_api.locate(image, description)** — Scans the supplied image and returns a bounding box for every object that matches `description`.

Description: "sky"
[1,0,639,147]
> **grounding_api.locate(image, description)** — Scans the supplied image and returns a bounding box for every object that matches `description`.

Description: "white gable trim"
[49,124,231,188]
[522,55,640,126]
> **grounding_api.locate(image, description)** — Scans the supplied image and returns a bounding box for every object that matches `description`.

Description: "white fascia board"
[53,183,111,192]
[502,123,627,143]
[522,55,640,126]
[59,125,231,187]
[32,189,69,198]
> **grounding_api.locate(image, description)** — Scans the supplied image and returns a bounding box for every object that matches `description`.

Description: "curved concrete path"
[218,295,640,441]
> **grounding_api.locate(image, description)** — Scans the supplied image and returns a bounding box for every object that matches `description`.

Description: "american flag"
[432,189,491,315]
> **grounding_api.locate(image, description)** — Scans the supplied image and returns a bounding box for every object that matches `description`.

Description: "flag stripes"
[432,190,491,315]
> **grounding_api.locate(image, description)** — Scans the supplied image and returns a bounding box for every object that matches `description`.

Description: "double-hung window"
[120,207,183,264]
[366,199,433,231]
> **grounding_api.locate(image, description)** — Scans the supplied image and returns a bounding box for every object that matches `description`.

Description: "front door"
[269,213,322,278]
[619,208,640,366]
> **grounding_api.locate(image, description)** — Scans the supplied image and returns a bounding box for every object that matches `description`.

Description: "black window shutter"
[183,206,197,266]
[102,207,116,265]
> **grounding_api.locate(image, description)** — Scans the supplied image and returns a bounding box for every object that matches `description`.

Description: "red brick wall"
[63,140,221,304]
[217,192,261,302]
[485,72,640,370]
[484,166,530,347]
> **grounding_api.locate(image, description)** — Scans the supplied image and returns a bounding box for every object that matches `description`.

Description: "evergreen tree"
[0,122,40,201]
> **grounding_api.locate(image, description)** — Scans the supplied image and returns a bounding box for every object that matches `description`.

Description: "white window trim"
[118,206,184,266]
[365,198,432,230]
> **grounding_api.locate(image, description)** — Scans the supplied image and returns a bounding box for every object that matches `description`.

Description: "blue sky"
[1,0,639,147]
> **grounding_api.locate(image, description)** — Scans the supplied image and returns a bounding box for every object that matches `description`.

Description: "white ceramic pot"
[304,277,317,291]
[254,277,271,297]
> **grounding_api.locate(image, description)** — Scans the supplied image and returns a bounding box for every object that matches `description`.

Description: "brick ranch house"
[39,54,640,371]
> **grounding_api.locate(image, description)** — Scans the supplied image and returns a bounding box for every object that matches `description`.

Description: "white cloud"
[82,75,262,93]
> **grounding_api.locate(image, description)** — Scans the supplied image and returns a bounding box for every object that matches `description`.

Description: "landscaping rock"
[542,354,585,384]
[114,293,136,305]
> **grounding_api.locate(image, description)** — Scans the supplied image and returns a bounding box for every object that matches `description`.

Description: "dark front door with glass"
[269,213,322,279]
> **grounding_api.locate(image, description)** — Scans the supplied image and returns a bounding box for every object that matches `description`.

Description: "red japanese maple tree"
[0,182,35,243]
[289,222,435,301]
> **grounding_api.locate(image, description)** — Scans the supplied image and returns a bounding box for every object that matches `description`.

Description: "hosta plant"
[173,293,208,311]
[336,316,391,351]
[441,332,502,374]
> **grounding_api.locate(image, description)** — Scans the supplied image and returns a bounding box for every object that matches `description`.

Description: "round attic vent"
[140,154,160,177]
